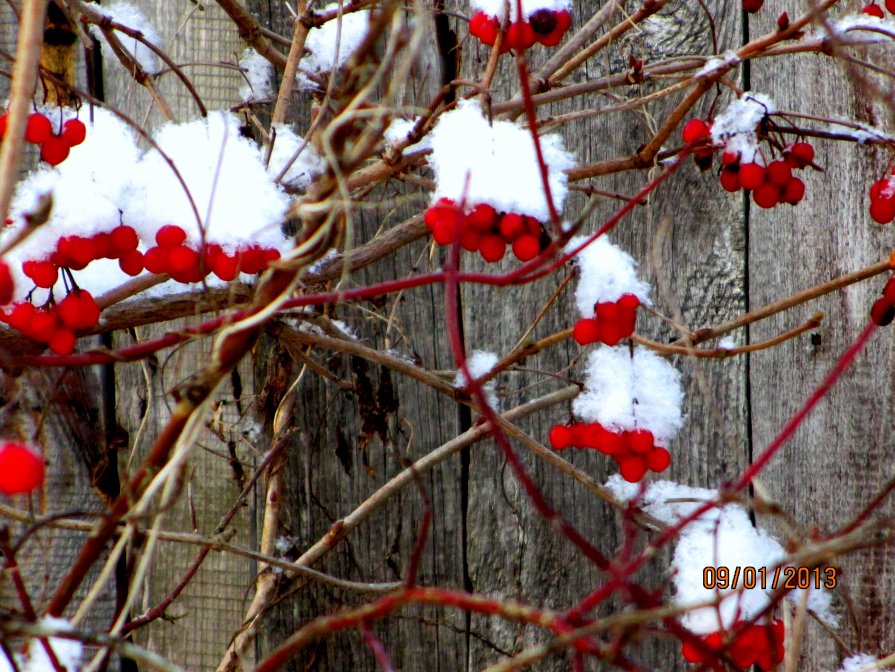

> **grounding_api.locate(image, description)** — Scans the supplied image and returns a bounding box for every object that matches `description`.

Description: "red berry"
[681,641,704,664]
[682,119,710,144]
[479,235,506,263]
[0,261,13,305]
[0,113,7,140]
[240,246,266,275]
[595,301,619,323]
[870,177,892,201]
[549,424,573,450]
[887,0,895,12]
[870,198,895,224]
[57,236,97,268]
[29,310,58,342]
[752,183,779,209]
[506,20,535,50]
[25,260,58,289]
[469,12,500,45]
[433,218,459,245]
[871,298,895,326]
[49,328,76,355]
[617,293,639,335]
[599,320,626,346]
[8,302,36,332]
[790,141,814,167]
[863,3,885,16]
[743,0,764,12]
[536,9,570,46]
[589,425,623,455]
[529,8,557,35]
[58,290,100,330]
[512,234,540,261]
[110,225,139,256]
[646,446,671,472]
[573,318,600,345]
[467,203,497,231]
[719,168,741,192]
[782,177,806,205]
[167,245,200,282]
[628,429,654,454]
[619,455,647,483]
[213,253,239,281]
[738,163,765,190]
[0,442,45,495]
[883,277,895,304]
[524,216,541,237]
[61,118,87,146]
[40,136,71,166]
[93,232,114,260]
[721,150,739,166]
[156,225,187,249]
[261,248,281,267]
[766,159,792,186]
[143,246,169,274]
[24,113,52,144]
[460,228,482,252]
[499,213,525,240]
[119,250,144,276]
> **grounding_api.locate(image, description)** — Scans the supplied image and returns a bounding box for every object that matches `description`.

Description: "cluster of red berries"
[870,276,895,326]
[548,422,671,482]
[718,143,812,209]
[1,290,100,355]
[425,198,545,263]
[572,294,640,346]
[862,1,895,18]
[469,8,571,51]
[0,112,86,166]
[743,0,764,12]
[142,225,281,283]
[868,173,895,224]
[0,441,45,496]
[681,620,784,672]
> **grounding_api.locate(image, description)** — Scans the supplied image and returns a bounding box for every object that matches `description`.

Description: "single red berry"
[738,162,766,190]
[593,426,625,456]
[467,203,497,231]
[743,0,764,12]
[499,213,525,240]
[460,228,482,252]
[870,198,895,224]
[29,310,58,342]
[617,293,639,335]
[469,12,500,45]
[0,261,13,305]
[8,302,36,332]
[0,442,45,495]
[682,118,710,144]
[646,446,671,472]
[0,113,7,140]
[61,118,87,146]
[529,8,557,35]
[118,250,144,276]
[143,246,169,274]
[721,150,739,166]
[766,159,792,186]
[719,168,741,192]
[433,218,459,245]
[600,320,626,346]
[871,298,895,326]
[506,20,535,51]
[790,141,814,167]
[870,177,892,201]
[167,245,200,281]
[681,641,705,664]
[59,291,100,330]
[110,225,139,256]
[213,253,239,281]
[887,0,895,13]
[479,235,506,263]
[619,455,648,483]
[25,260,58,289]
[261,248,281,267]
[863,3,885,16]
[628,429,654,454]
[782,177,806,205]
[595,301,619,323]
[512,234,540,261]
[536,9,571,46]
[24,113,52,144]
[239,246,266,275]
[573,318,600,345]
[40,136,71,166]
[549,424,574,450]
[49,327,76,355]
[156,225,187,249]
[92,232,114,260]
[524,216,541,237]
[752,183,779,209]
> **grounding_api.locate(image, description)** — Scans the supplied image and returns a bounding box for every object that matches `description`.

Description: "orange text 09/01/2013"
[702,566,838,591]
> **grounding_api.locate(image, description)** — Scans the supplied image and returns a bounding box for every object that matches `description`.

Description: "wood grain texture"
[748,7,895,670]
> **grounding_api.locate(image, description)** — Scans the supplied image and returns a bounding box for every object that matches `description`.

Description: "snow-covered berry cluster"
[0,111,87,166]
[0,441,45,496]
[870,276,895,326]
[718,144,811,209]
[1,292,99,355]
[425,198,545,262]
[549,422,671,481]
[469,8,571,51]
[868,172,895,224]
[681,620,785,671]
[862,1,895,17]
[572,293,640,346]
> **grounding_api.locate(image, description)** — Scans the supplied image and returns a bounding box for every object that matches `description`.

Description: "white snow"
[454,350,500,410]
[722,131,763,166]
[710,92,775,143]
[695,51,740,78]
[718,336,736,350]
[90,1,163,73]
[567,234,651,314]
[606,477,839,632]
[300,3,371,81]
[572,346,683,445]
[239,48,274,102]
[0,616,83,672]
[835,654,881,672]
[470,0,571,22]
[427,100,576,222]
[266,124,326,188]
[826,118,894,145]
